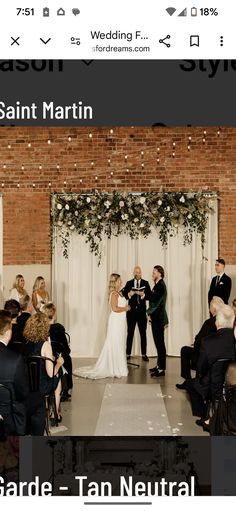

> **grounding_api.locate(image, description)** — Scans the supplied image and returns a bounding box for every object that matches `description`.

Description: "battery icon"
[191,7,197,16]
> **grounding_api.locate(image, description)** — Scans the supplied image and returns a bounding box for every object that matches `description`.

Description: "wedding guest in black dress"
[42,302,73,400]
[122,266,151,361]
[208,258,232,305]
[24,313,64,434]
[147,265,168,378]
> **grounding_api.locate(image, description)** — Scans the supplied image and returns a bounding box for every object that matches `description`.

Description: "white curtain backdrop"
[0,196,3,308]
[52,198,218,357]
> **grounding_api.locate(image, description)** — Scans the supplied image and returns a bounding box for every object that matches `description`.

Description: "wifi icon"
[166,7,176,16]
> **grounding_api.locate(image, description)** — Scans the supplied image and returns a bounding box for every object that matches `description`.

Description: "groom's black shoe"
[149,366,158,373]
[176,381,187,390]
[151,369,165,378]
[142,355,149,362]
[127,355,131,361]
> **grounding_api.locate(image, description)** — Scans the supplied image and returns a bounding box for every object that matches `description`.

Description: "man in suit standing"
[208,258,232,305]
[122,266,151,361]
[147,265,168,377]
[0,310,29,435]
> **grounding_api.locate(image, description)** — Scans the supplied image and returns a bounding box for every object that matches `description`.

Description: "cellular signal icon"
[166,7,176,16]
[178,8,187,16]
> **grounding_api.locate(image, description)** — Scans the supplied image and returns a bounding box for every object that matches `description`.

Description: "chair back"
[26,356,42,392]
[65,332,70,346]
[10,341,26,356]
[210,358,232,400]
[26,355,55,394]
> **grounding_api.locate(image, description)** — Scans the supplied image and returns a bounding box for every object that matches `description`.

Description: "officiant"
[122,266,151,361]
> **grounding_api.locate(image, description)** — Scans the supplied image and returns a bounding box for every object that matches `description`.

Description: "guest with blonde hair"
[9,274,27,305]
[24,312,64,432]
[32,276,49,312]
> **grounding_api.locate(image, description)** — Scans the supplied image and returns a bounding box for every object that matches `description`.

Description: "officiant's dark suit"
[208,258,232,305]
[122,266,151,359]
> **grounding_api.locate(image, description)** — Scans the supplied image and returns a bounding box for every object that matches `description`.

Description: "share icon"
[159,35,171,48]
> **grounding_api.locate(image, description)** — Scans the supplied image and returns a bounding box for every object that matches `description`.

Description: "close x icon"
[11,36,20,46]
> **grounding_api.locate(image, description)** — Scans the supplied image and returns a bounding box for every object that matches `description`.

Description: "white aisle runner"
[95,384,171,436]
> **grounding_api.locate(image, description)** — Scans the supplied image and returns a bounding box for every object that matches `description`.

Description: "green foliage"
[52,191,214,264]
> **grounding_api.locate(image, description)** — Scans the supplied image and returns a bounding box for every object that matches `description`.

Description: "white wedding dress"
[74,293,128,379]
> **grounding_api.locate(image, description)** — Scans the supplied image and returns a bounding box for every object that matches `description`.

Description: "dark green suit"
[147,279,168,370]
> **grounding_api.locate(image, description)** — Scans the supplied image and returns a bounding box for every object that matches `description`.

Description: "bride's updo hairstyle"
[108,273,121,296]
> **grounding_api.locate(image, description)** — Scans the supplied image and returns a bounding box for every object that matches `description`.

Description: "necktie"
[216,276,220,286]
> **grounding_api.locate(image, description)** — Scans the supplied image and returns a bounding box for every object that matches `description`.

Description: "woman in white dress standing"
[75,273,130,379]
[9,274,28,306]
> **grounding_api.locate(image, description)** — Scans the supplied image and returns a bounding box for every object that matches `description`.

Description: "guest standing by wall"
[208,258,232,305]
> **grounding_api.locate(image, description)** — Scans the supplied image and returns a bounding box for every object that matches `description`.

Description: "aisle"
[55,357,208,437]
[95,383,171,435]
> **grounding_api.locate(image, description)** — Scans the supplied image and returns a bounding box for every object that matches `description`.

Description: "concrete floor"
[56,356,208,436]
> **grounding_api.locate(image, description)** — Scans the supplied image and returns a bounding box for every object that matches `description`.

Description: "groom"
[122,266,151,361]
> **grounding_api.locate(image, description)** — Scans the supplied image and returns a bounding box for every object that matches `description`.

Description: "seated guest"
[17,294,33,335]
[24,313,64,433]
[187,305,236,427]
[9,274,28,306]
[4,299,22,346]
[32,276,49,312]
[42,302,73,401]
[0,310,29,435]
[176,296,224,390]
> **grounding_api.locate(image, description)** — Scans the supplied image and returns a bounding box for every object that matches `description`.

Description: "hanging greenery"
[52,191,215,264]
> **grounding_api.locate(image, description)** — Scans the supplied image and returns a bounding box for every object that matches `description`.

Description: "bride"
[74,273,130,379]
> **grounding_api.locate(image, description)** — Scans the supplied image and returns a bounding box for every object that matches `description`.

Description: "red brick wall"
[0,126,235,264]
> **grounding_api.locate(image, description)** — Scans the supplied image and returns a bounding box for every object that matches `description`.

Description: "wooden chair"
[25,355,58,435]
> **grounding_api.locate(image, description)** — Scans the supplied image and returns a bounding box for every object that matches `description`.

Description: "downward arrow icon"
[40,38,51,45]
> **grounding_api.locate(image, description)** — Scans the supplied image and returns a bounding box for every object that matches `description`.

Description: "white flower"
[160,216,165,223]
[158,200,162,206]
[104,200,111,209]
[140,223,144,228]
[57,203,62,210]
[65,204,69,210]
[97,214,102,219]
[166,206,170,212]
[57,221,63,226]
[134,218,139,223]
[179,195,185,203]
[140,197,146,204]
[188,213,192,219]
[85,219,90,226]
[119,201,125,208]
[121,214,128,220]
[86,197,91,203]
[75,211,79,216]
[67,220,71,225]
[70,225,75,230]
